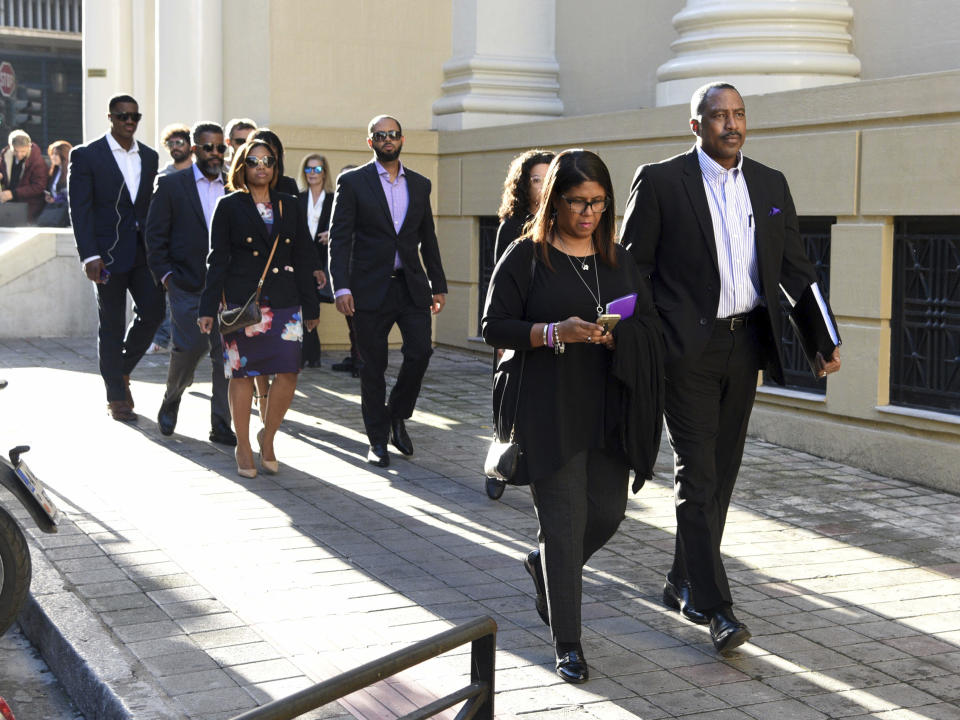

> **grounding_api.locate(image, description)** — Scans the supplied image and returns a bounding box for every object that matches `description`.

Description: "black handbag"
[219,204,282,335]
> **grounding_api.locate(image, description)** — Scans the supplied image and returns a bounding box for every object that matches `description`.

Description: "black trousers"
[163,282,230,426]
[664,319,763,611]
[95,251,164,402]
[352,276,432,445]
[530,448,629,644]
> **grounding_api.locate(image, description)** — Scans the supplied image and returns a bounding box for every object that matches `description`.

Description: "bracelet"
[542,322,549,347]
[553,323,565,355]
[546,323,554,348]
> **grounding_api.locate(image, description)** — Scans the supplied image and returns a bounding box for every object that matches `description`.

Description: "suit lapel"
[681,149,720,276]
[397,172,416,235]
[180,168,206,226]
[135,141,155,204]
[362,162,396,235]
[239,192,270,245]
[741,158,772,286]
[95,136,128,200]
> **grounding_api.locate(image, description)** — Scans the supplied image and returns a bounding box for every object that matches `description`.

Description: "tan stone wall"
[433,71,960,491]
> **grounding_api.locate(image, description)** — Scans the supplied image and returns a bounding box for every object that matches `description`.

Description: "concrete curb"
[19,539,185,720]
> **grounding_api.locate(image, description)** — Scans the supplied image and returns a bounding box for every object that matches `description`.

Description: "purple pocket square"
[769,207,781,216]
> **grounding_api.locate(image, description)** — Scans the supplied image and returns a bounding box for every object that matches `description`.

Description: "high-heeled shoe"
[257,428,279,475]
[235,448,257,478]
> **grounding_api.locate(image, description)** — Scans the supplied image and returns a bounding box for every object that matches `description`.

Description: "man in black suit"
[621,82,841,653]
[145,121,236,446]
[329,115,448,467]
[69,94,164,422]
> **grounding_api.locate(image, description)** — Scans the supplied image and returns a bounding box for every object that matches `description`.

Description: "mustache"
[722,132,741,139]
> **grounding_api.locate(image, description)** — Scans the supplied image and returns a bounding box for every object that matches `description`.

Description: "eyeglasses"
[244,155,277,169]
[112,112,142,123]
[199,143,228,154]
[560,195,610,215]
[370,130,401,142]
[230,137,246,146]
[165,138,188,148]
[304,166,324,174]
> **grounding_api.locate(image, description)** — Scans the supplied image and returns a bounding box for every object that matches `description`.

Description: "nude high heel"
[236,447,257,478]
[257,428,279,475]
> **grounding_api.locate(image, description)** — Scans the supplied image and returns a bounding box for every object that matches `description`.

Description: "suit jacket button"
[272,267,279,274]
[285,238,291,244]
[246,237,253,243]
[253,251,259,256]
[700,317,708,326]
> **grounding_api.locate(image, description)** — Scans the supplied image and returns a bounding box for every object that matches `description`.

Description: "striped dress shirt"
[697,147,761,318]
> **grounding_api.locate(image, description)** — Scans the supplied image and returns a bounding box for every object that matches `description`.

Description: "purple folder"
[605,293,637,319]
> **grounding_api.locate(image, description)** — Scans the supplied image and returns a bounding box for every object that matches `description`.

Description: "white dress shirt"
[105,131,142,203]
[306,189,326,239]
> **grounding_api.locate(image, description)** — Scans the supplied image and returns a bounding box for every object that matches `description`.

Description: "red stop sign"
[0,62,15,98]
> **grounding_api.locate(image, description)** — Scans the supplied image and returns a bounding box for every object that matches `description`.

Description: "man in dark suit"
[145,121,235,446]
[329,115,448,467]
[69,94,164,422]
[621,82,841,654]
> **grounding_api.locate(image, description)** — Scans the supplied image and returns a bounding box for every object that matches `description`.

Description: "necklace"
[555,233,603,315]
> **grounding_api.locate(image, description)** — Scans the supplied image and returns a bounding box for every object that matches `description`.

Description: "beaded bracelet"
[553,323,565,355]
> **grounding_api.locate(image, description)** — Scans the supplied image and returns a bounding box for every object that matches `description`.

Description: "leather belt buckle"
[721,314,749,331]
[390,268,404,279]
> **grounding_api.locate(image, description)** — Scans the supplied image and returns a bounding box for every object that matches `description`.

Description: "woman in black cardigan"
[199,140,321,478]
[482,149,661,684]
[298,152,334,367]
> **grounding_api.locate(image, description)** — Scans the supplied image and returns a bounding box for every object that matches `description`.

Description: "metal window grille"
[765,216,835,393]
[0,0,81,32]
[891,217,960,415]
[477,216,499,335]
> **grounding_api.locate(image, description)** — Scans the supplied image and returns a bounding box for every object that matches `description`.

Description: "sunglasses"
[199,143,228,154]
[112,112,142,122]
[304,166,324,174]
[244,155,277,169]
[370,130,401,142]
[165,138,188,148]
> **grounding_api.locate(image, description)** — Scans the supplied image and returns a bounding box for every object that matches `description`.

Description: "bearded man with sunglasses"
[329,115,448,467]
[145,122,236,446]
[69,94,163,422]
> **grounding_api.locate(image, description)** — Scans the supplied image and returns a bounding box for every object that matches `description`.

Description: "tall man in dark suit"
[145,121,236,446]
[329,115,448,467]
[621,82,841,653]
[69,94,164,422]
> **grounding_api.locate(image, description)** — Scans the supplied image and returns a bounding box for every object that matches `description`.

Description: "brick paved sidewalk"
[1,337,958,720]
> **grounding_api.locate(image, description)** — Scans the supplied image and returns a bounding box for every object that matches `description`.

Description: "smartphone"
[597,313,620,333]
[99,268,111,284]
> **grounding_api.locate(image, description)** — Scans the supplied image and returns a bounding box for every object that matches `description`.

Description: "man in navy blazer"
[621,83,841,654]
[329,115,447,467]
[69,94,164,422]
[145,121,235,446]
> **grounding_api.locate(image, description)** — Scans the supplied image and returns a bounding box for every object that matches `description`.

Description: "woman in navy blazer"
[199,140,320,478]
[298,152,334,367]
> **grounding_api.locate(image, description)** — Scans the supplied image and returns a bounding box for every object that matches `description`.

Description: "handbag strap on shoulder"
[503,251,538,442]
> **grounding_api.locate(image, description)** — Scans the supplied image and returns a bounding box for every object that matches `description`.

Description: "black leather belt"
[717,311,754,331]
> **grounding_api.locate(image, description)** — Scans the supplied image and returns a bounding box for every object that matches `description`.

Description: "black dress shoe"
[331,356,354,372]
[555,650,589,684]
[390,418,414,456]
[367,443,390,467]
[209,416,237,446]
[523,550,550,627]
[157,399,180,436]
[710,606,751,654]
[663,577,709,625]
[485,477,506,499]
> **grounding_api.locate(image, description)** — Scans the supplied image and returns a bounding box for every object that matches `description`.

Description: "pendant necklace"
[556,233,603,315]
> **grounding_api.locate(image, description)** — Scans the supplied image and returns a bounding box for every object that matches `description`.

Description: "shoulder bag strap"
[505,249,537,442]
[221,199,283,308]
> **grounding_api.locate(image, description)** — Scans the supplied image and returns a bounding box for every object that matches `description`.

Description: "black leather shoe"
[331,356,354,372]
[663,578,709,625]
[367,443,390,467]
[710,606,751,655]
[555,650,589,684]
[485,477,506,499]
[523,550,550,627]
[390,418,414,456]
[157,399,180,436]
[209,417,237,446]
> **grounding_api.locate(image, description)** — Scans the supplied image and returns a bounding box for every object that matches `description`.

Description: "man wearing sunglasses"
[69,93,163,423]
[329,114,448,467]
[159,123,193,176]
[145,122,235,446]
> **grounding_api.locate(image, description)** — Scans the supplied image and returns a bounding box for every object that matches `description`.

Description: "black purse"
[219,202,282,335]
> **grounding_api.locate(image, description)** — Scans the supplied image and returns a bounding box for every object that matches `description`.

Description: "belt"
[716,311,755,331]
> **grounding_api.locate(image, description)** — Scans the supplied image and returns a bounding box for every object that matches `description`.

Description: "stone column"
[81,0,134,142]
[656,0,861,107]
[432,0,563,130]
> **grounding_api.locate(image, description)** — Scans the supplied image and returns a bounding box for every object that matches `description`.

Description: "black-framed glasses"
[560,195,610,215]
[112,111,142,122]
[165,138,188,148]
[304,166,324,174]
[244,155,277,169]
[370,130,401,142]
[199,143,227,154]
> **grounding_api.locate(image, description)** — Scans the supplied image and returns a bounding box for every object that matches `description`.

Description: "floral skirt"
[220,305,302,378]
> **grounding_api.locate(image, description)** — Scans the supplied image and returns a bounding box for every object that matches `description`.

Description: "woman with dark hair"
[198,140,320,478]
[482,149,662,684]
[35,140,72,226]
[248,127,300,196]
[494,149,554,263]
[298,152,334,367]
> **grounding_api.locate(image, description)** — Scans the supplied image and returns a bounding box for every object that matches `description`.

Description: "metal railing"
[229,616,497,720]
[0,0,81,33]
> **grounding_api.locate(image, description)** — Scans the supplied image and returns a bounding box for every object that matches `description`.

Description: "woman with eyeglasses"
[482,149,663,684]
[298,153,334,368]
[198,140,321,478]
